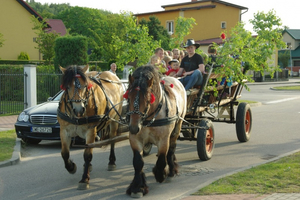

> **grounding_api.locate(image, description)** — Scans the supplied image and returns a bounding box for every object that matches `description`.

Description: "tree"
[31,16,60,64]
[27,0,71,18]
[169,16,196,49]
[278,50,290,68]
[211,9,286,88]
[139,16,171,50]
[111,13,160,69]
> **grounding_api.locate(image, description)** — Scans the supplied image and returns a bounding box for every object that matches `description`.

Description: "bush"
[54,35,88,70]
[17,52,30,60]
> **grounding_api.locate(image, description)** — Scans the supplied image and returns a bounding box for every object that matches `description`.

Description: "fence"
[0,73,26,115]
[36,73,62,104]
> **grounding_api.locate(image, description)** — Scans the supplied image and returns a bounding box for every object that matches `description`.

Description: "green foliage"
[31,16,60,64]
[111,13,160,69]
[17,52,30,60]
[54,35,89,69]
[0,130,16,162]
[278,50,290,68]
[170,16,197,49]
[211,10,286,89]
[27,0,71,18]
[139,16,171,50]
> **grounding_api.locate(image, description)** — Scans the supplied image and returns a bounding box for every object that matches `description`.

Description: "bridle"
[126,73,152,122]
[63,66,93,116]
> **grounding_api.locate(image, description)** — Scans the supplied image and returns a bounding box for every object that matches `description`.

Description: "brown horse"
[124,65,187,197]
[57,65,124,190]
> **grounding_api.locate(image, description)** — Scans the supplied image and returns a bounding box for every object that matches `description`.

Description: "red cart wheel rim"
[206,128,214,153]
[245,110,251,133]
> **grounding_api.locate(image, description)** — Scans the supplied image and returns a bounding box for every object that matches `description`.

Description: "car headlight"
[18,112,29,122]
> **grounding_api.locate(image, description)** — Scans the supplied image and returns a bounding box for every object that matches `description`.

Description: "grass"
[273,85,300,90]
[194,151,300,196]
[238,99,258,104]
[0,130,16,162]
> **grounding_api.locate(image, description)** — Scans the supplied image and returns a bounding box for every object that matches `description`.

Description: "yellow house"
[135,0,248,45]
[0,0,43,60]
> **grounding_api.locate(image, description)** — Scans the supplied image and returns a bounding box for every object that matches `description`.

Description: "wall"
[0,0,39,60]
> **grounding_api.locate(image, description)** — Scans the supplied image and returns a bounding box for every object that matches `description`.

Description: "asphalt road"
[0,81,299,200]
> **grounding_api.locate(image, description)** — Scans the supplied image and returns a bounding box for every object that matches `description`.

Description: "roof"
[196,37,224,45]
[162,0,248,10]
[282,29,300,40]
[135,4,216,16]
[46,19,67,36]
[16,0,43,21]
[16,0,51,28]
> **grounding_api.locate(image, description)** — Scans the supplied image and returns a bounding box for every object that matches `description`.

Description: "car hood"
[25,101,59,116]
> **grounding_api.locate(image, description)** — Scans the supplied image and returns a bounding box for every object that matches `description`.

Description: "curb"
[0,138,21,168]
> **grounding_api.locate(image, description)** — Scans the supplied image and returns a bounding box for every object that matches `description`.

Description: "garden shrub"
[17,52,30,60]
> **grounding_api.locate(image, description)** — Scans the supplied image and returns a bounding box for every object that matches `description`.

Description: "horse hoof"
[68,163,77,174]
[77,182,89,190]
[165,176,173,183]
[108,164,116,171]
[131,192,143,198]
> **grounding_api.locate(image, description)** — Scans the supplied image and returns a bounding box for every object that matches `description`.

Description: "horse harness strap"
[143,83,179,127]
[57,109,107,125]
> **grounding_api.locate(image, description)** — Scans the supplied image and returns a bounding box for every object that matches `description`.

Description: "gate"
[0,73,26,115]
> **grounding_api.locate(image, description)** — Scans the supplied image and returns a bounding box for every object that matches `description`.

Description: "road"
[0,82,299,200]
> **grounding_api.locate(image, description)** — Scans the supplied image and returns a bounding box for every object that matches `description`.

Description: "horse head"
[60,65,92,117]
[126,66,159,134]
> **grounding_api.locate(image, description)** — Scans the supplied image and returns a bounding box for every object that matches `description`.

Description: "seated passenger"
[166,59,180,77]
[150,55,166,74]
[175,39,205,93]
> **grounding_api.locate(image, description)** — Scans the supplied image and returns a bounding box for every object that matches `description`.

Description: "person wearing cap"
[166,59,180,77]
[175,39,205,92]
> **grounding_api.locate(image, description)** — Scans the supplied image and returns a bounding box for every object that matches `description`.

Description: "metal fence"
[36,73,62,104]
[0,73,26,115]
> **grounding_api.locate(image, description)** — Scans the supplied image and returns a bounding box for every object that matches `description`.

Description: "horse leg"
[78,147,93,190]
[61,136,77,174]
[108,142,116,171]
[108,122,118,171]
[167,123,182,177]
[152,138,168,183]
[78,131,95,190]
[126,150,148,197]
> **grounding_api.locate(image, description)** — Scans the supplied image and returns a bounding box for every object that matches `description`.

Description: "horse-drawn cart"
[86,64,252,161]
[179,64,252,161]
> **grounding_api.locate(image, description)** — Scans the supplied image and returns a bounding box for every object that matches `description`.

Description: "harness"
[126,75,179,127]
[57,70,122,127]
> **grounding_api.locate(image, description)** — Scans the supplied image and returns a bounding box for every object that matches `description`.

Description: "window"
[166,21,174,35]
[286,42,292,49]
[221,22,226,29]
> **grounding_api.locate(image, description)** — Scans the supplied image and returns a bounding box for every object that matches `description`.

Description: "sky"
[33,0,299,33]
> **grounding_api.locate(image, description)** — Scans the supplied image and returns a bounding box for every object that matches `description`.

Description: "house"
[46,19,67,36]
[0,0,44,60]
[135,0,248,53]
[280,29,300,74]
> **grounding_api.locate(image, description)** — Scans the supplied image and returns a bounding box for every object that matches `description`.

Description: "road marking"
[265,97,300,105]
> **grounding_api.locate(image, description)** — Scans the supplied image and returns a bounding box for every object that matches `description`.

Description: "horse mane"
[61,66,88,89]
[129,65,160,97]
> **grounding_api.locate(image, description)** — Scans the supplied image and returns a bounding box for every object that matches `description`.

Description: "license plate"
[31,127,52,133]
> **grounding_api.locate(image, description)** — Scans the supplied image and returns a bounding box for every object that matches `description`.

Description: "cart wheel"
[143,143,152,156]
[197,119,215,161]
[236,102,252,142]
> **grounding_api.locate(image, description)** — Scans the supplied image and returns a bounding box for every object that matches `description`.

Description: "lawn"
[194,151,300,195]
[0,130,16,162]
[273,85,300,90]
